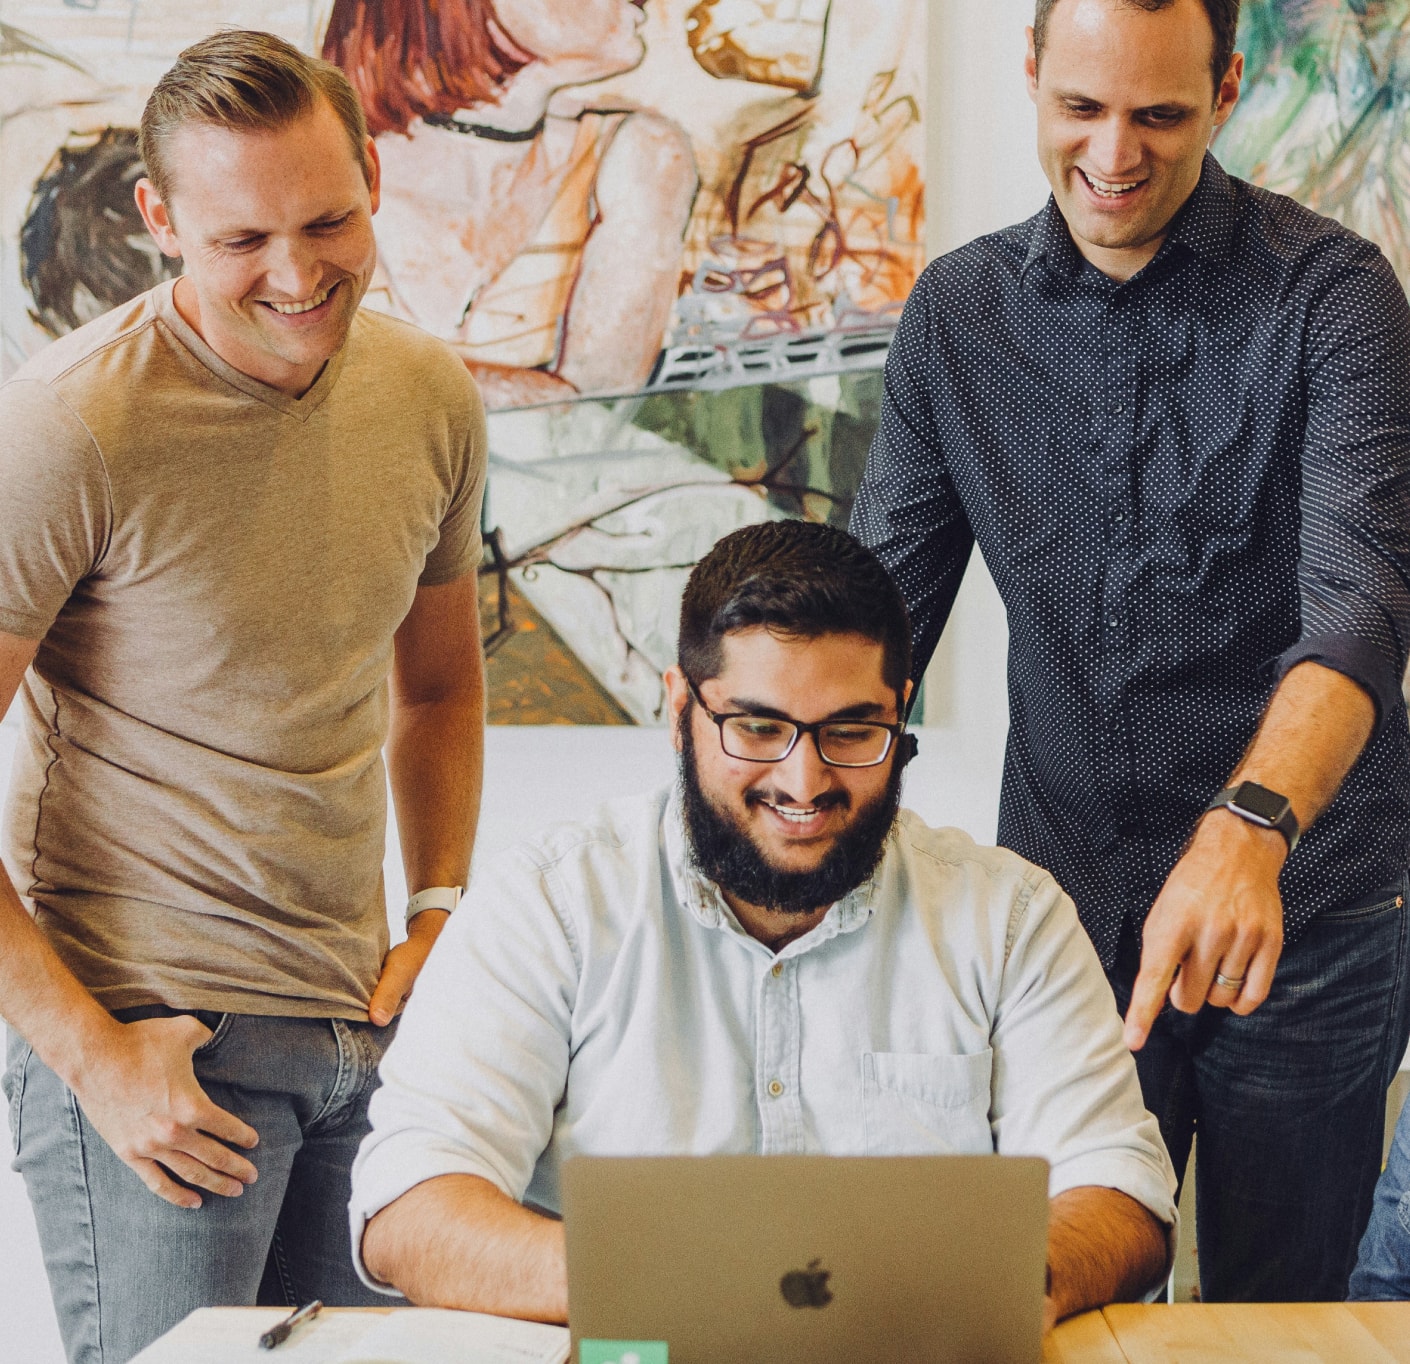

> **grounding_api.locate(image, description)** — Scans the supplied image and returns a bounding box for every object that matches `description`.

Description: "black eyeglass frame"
[684,676,906,768]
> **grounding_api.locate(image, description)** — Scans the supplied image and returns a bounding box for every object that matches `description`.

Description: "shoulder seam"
[43,311,162,388]
[1003,867,1048,968]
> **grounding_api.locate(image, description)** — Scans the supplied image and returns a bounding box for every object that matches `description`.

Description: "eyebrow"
[1052,89,1198,116]
[722,696,892,722]
[211,207,356,238]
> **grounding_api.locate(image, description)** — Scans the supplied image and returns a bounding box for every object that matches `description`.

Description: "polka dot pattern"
[851,154,1410,966]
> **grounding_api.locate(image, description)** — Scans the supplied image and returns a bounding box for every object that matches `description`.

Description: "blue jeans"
[1107,879,1410,1302]
[1351,1078,1410,1297]
[4,1010,398,1364]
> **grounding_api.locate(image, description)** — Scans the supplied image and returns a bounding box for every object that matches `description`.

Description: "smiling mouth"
[261,282,337,316]
[1079,169,1144,199]
[763,801,825,824]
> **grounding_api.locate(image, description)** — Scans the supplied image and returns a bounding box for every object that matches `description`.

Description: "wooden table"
[1044,1303,1410,1362]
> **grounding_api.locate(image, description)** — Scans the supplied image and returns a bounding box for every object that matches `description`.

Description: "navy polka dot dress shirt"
[852,153,1410,967]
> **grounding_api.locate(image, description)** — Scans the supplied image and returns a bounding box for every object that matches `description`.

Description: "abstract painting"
[1,0,926,723]
[1218,0,1410,286]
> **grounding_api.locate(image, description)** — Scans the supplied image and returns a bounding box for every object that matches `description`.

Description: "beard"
[679,714,904,917]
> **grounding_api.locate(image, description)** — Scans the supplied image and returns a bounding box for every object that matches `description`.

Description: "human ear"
[364,136,382,214]
[1211,51,1243,128]
[133,178,182,258]
[663,666,691,754]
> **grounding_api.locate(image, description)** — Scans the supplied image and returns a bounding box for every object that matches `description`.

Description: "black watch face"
[1232,782,1288,823]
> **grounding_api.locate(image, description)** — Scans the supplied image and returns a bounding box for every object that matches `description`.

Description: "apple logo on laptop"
[780,1259,833,1308]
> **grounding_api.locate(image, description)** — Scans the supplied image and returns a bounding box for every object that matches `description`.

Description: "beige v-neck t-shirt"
[0,281,486,1017]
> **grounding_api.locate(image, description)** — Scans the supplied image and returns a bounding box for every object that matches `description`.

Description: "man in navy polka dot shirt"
[853,0,1410,1303]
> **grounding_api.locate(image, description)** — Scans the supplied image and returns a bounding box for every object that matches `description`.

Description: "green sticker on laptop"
[579,1341,668,1364]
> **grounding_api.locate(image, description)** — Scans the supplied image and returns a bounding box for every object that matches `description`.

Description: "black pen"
[259,1299,323,1350]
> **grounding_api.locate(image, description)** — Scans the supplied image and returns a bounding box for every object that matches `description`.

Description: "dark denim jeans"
[1351,1083,1410,1299]
[4,1010,398,1364]
[1107,878,1410,1302]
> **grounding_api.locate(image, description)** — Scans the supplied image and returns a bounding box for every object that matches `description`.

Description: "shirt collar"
[1164,152,1237,265]
[1023,151,1236,281]
[663,789,879,958]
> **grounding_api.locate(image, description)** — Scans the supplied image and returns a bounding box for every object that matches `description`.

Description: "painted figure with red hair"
[324,0,698,410]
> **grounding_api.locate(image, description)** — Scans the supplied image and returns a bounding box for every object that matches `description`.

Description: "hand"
[1123,810,1287,1051]
[72,1015,259,1210]
[369,909,449,1026]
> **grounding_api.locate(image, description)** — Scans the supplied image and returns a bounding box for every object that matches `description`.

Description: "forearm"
[363,1174,567,1321]
[386,688,484,894]
[0,871,123,1091]
[1228,659,1375,828]
[1046,1187,1169,1324]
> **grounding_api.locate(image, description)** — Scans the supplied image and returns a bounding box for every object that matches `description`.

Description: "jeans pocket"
[192,1012,235,1055]
[1317,884,1406,923]
[3,1037,33,1160]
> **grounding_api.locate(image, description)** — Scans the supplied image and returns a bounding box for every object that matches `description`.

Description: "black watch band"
[1204,781,1301,852]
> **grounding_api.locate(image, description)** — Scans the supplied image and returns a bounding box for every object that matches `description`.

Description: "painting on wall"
[1217,0,1410,286]
[1,0,926,723]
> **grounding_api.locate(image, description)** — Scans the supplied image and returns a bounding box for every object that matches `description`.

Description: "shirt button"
[768,1079,785,1098]
[771,962,783,978]
[1108,616,1120,628]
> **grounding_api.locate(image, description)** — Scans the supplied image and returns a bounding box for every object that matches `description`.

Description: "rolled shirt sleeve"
[349,848,580,1291]
[1276,239,1410,731]
[991,869,1179,1232]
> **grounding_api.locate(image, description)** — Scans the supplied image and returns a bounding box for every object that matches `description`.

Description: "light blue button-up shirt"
[351,789,1176,1286]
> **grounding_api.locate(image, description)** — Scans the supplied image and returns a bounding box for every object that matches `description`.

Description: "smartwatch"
[1204,781,1300,852]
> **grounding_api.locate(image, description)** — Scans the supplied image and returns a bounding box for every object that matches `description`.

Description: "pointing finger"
[1123,951,1181,1051]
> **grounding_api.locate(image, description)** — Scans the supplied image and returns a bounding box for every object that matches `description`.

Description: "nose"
[1086,115,1144,178]
[770,728,836,804]
[263,236,324,300]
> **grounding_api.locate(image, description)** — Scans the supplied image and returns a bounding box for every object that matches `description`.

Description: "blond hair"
[139,29,372,204]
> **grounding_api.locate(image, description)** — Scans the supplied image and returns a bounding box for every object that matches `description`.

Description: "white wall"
[0,3,1043,1358]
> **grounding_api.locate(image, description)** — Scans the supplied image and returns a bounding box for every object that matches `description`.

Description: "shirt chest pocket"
[861,1050,994,1156]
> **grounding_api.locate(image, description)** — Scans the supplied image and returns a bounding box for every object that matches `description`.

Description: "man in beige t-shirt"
[0,32,486,1364]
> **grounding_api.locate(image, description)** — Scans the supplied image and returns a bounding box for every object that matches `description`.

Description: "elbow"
[360,1204,408,1298]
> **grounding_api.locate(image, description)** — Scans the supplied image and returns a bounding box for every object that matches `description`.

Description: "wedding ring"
[1214,971,1246,990]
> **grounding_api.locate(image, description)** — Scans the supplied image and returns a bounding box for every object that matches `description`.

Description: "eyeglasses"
[685,677,904,768]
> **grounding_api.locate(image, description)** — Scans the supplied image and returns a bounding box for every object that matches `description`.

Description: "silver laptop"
[562,1155,1050,1364]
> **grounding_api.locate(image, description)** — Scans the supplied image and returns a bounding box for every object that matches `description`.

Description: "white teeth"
[266,286,332,315]
[1084,172,1141,197]
[767,803,821,823]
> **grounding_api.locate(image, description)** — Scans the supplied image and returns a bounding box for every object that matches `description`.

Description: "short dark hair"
[1033,0,1241,96]
[139,29,373,205]
[678,521,912,702]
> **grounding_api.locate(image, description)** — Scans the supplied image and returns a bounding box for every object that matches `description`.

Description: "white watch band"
[405,885,462,927]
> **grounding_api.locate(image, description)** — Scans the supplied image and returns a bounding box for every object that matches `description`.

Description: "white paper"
[341,1310,569,1364]
[129,1308,569,1364]
[130,1308,378,1364]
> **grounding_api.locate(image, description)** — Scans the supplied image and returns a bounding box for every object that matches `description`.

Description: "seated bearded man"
[349,521,1178,1331]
